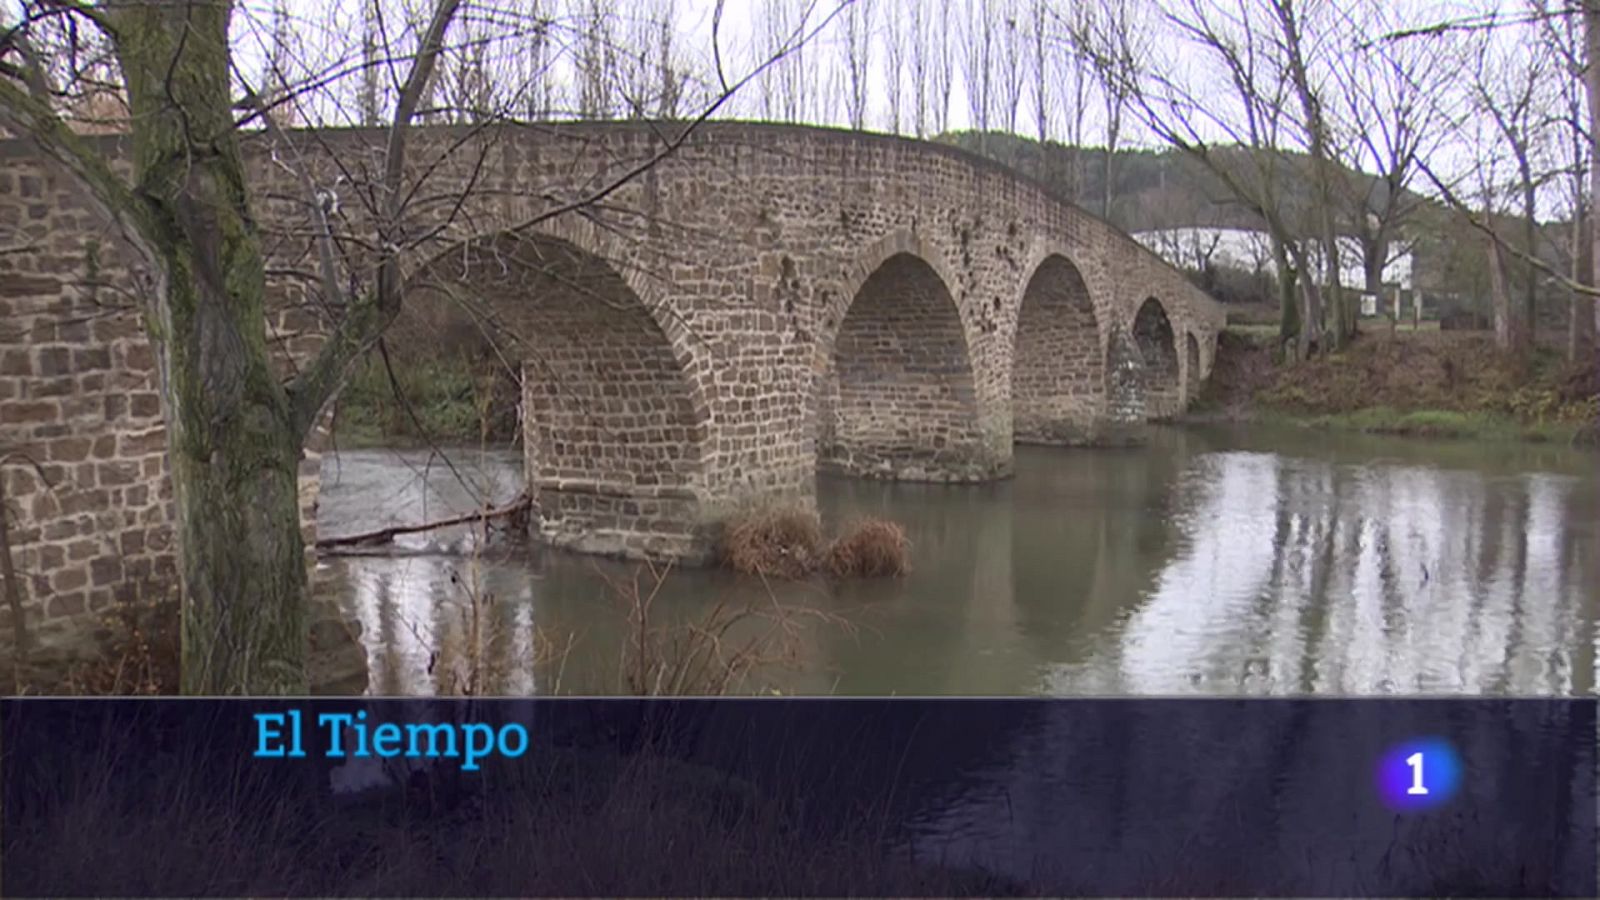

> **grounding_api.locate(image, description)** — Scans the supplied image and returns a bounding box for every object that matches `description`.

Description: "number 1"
[1406,752,1429,795]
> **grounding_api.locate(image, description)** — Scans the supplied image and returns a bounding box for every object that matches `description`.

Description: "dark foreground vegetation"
[1,704,1022,897]
[1193,329,1600,446]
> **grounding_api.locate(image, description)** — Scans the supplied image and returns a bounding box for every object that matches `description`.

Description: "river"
[315,425,1598,698]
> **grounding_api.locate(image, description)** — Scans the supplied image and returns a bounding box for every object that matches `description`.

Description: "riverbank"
[1189,329,1600,446]
[328,354,520,449]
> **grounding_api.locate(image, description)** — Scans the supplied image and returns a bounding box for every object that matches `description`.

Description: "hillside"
[937,131,1420,238]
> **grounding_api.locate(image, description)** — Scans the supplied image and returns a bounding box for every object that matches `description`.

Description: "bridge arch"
[404,229,712,559]
[1011,251,1105,444]
[816,238,988,482]
[1132,297,1181,421]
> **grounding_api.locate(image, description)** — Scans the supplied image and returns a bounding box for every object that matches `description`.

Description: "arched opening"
[1132,297,1180,421]
[818,252,986,481]
[1185,332,1202,401]
[406,232,709,559]
[1012,254,1104,444]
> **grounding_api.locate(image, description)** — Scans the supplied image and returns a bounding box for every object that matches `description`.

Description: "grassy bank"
[1191,329,1599,446]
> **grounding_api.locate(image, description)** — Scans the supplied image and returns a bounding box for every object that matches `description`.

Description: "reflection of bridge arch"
[1012,252,1105,444]
[406,230,712,559]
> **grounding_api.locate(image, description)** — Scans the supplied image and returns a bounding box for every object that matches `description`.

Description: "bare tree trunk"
[1586,0,1600,358]
[1273,236,1302,361]
[1489,231,1516,351]
[1519,167,1540,352]
[1102,99,1120,219]
[1572,211,1596,361]
[116,2,310,693]
[1362,236,1386,309]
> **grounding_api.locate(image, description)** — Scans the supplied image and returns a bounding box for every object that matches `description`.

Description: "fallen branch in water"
[314,492,534,549]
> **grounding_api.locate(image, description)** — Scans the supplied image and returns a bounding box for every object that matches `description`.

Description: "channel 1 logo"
[1376,737,1463,812]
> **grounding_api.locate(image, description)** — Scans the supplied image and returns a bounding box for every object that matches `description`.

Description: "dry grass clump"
[824,518,911,578]
[717,504,825,580]
[606,560,851,696]
[718,505,912,581]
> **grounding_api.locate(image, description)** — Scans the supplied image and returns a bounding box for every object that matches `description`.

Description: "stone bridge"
[0,122,1222,661]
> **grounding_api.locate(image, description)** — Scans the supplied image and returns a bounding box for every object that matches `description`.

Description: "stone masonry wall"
[0,144,364,691]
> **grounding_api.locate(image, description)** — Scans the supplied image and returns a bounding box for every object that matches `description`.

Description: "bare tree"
[960,0,995,149]
[1330,1,1452,328]
[577,0,619,118]
[1270,0,1353,349]
[1585,0,1600,354]
[930,0,955,134]
[843,0,872,129]
[1535,0,1596,359]
[996,0,1024,135]
[1054,0,1094,204]
[882,0,904,133]
[909,0,928,136]
[1118,0,1323,359]
[1029,0,1055,161]
[361,0,383,124]
[1072,0,1145,221]
[1465,18,1554,353]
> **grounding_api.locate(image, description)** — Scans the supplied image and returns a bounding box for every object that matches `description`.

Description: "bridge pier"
[530,478,711,563]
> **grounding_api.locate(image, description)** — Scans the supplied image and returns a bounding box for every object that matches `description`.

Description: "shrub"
[717,505,825,580]
[64,597,180,695]
[824,518,911,578]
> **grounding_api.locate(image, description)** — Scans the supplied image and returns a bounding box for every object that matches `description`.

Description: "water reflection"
[319,426,1598,697]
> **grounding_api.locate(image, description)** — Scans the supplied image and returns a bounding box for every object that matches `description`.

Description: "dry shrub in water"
[604,560,851,696]
[718,504,824,580]
[824,518,911,578]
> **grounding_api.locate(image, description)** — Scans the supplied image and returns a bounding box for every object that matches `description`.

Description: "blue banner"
[2,698,1594,897]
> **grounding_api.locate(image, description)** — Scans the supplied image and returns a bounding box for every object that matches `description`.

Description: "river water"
[315,425,1598,698]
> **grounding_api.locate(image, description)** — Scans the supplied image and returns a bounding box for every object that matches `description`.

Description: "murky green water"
[317,426,1598,697]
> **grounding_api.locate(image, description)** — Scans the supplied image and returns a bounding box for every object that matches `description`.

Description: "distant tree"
[1466,18,1552,353]
[959,0,995,148]
[930,0,956,134]
[1114,0,1324,360]
[1329,1,1452,325]
[996,0,1024,135]
[843,0,871,129]
[884,0,905,133]
[1028,0,1056,172]
[909,0,929,136]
